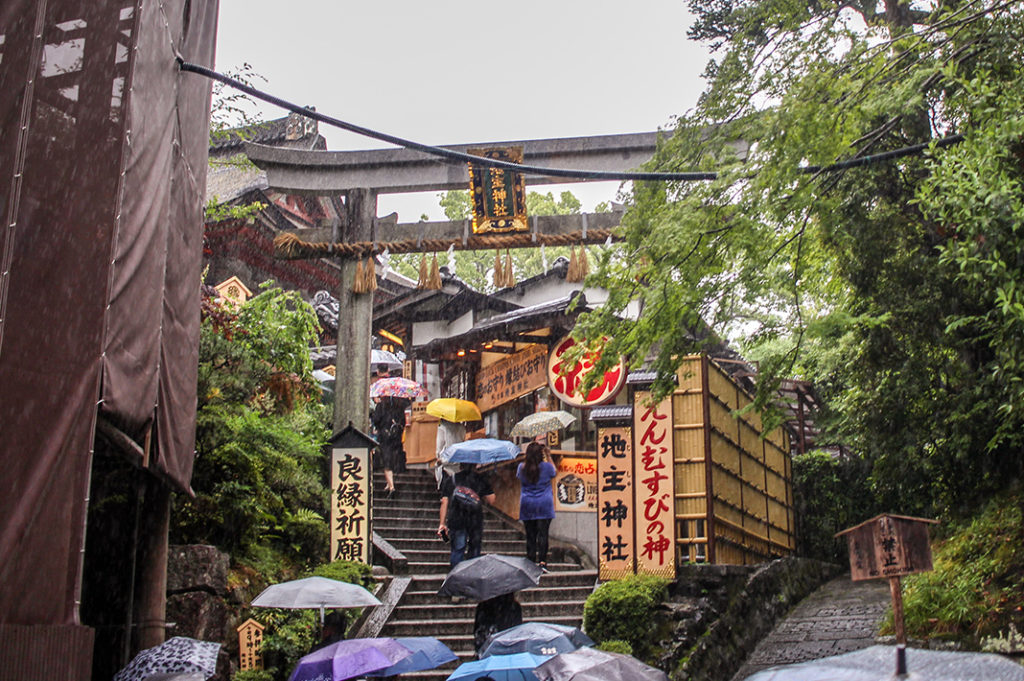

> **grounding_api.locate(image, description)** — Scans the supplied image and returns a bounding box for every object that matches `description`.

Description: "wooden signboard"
[597,426,635,580]
[837,513,937,645]
[468,146,528,234]
[838,514,937,581]
[330,427,374,564]
[633,393,676,578]
[236,618,265,670]
[405,401,439,465]
[475,343,548,412]
[553,456,598,512]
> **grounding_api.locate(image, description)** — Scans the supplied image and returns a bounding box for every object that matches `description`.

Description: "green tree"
[574,1,1024,516]
[172,285,331,572]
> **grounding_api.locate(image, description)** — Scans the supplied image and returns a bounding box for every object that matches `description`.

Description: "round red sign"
[547,335,626,408]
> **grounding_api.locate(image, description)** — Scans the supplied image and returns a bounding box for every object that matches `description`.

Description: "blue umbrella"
[289,638,413,681]
[440,438,519,464]
[481,622,595,658]
[447,652,551,681]
[366,637,458,676]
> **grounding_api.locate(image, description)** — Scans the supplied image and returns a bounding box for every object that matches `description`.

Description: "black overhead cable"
[178,58,964,182]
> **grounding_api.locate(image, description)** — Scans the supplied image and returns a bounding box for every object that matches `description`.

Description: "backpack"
[452,484,482,511]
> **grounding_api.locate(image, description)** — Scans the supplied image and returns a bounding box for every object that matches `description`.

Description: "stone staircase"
[369,468,597,681]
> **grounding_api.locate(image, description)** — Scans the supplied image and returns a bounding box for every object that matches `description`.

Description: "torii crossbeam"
[244,131,662,435]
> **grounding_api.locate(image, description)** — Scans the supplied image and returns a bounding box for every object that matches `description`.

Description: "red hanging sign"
[547,335,626,408]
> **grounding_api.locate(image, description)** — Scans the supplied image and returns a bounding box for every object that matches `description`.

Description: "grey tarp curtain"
[0,0,216,626]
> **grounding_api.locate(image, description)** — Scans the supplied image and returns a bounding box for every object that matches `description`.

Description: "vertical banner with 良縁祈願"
[597,426,635,580]
[634,392,676,578]
[330,445,370,563]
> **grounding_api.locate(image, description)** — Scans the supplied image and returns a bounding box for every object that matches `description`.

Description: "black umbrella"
[481,622,595,658]
[437,554,542,601]
[741,644,1024,681]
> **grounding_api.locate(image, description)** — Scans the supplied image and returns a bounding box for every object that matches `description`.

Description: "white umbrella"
[250,576,381,625]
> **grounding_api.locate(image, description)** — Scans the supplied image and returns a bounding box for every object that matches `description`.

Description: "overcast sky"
[214,1,712,220]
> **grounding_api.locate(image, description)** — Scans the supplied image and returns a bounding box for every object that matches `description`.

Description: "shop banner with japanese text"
[553,456,598,512]
[476,343,548,412]
[634,393,676,578]
[597,427,635,580]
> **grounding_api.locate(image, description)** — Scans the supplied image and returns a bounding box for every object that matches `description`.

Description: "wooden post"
[333,188,377,433]
[889,575,906,645]
[135,478,171,650]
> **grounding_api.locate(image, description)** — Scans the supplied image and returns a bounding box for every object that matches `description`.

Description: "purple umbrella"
[288,638,414,681]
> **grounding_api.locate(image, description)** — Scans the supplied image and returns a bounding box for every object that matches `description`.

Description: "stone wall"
[167,544,234,680]
[651,558,842,681]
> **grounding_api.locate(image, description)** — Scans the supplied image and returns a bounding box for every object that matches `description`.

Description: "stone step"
[401,584,595,606]
[382,613,584,637]
[407,570,597,591]
[403,559,583,575]
[390,600,585,622]
[373,521,521,538]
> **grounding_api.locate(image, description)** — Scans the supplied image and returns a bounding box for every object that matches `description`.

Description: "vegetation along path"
[731,575,890,680]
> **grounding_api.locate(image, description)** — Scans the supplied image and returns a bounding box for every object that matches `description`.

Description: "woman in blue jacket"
[517,441,557,570]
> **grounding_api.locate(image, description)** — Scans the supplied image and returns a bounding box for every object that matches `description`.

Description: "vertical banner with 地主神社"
[330,446,370,563]
[553,457,598,512]
[597,427,635,580]
[634,393,676,578]
[468,147,528,234]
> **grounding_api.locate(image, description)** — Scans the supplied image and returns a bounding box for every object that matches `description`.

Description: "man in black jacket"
[437,463,495,567]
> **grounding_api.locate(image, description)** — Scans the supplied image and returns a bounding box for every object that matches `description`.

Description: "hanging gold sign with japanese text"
[330,445,370,563]
[468,146,528,234]
[633,392,676,578]
[597,426,635,580]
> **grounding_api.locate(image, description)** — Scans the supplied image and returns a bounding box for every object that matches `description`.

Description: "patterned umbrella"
[113,636,220,681]
[509,411,576,438]
[370,376,427,400]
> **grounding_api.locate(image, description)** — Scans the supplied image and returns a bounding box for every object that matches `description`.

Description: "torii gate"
[245,131,663,434]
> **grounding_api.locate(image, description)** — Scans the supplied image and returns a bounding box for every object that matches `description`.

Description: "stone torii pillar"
[336,188,376,432]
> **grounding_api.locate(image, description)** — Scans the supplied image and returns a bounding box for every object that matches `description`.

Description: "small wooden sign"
[236,618,265,670]
[836,514,937,581]
[468,146,528,234]
[329,425,376,564]
[837,513,937,646]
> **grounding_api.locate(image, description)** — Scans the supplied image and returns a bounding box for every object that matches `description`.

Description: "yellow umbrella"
[426,398,482,422]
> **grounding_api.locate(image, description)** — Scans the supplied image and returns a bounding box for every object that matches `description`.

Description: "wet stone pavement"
[731,575,891,680]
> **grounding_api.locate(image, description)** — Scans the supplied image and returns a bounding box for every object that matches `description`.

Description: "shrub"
[583,575,669,656]
[232,670,274,681]
[595,639,634,655]
[898,491,1023,645]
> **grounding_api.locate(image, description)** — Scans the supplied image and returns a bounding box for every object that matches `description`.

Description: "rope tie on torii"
[272,228,619,259]
[274,228,608,292]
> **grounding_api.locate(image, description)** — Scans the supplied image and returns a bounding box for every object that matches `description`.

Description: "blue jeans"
[449,523,483,568]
